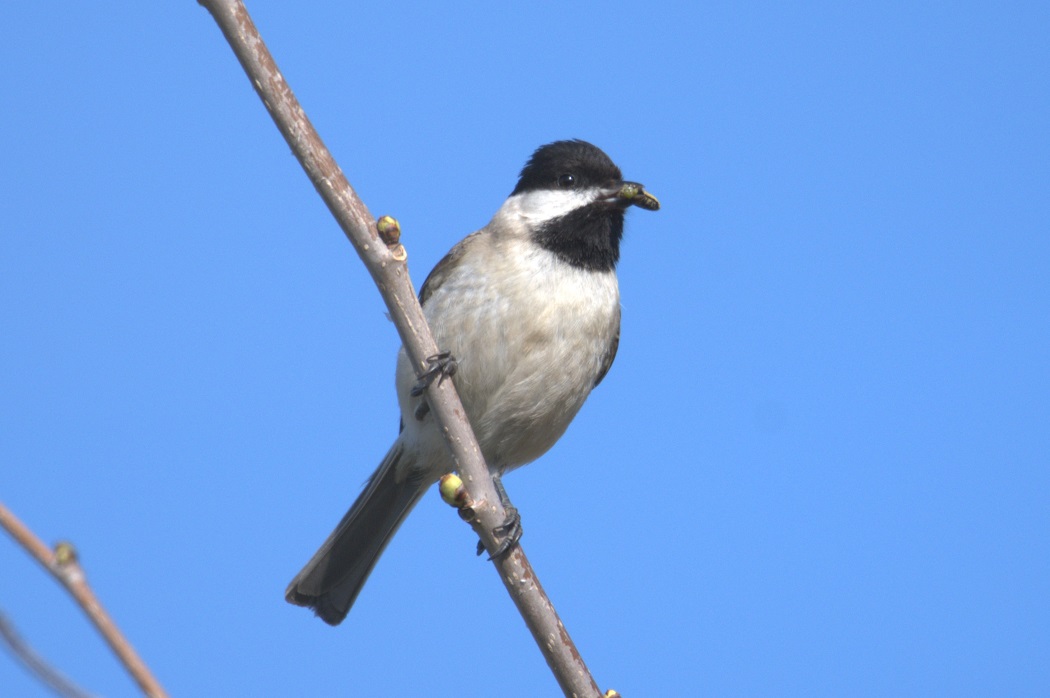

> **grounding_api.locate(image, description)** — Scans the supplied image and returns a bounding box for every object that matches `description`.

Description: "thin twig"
[0,611,99,698]
[0,503,168,698]
[197,1,601,695]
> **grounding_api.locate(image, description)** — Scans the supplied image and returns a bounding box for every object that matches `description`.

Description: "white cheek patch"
[499,188,601,226]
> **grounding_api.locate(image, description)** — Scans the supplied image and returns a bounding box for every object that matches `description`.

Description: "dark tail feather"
[285,442,426,625]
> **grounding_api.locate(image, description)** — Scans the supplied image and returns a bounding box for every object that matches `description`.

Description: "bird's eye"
[557,173,576,189]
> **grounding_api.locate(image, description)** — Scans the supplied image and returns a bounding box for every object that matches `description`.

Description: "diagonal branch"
[0,611,99,698]
[0,503,168,698]
[197,1,601,695]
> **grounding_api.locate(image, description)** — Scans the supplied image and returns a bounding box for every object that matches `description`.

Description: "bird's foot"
[410,351,457,398]
[476,475,522,560]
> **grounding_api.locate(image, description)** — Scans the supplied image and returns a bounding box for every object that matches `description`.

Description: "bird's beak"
[614,181,660,211]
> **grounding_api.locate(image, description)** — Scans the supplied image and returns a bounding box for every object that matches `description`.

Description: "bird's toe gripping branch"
[475,475,522,560]
[410,351,458,398]
[440,473,523,560]
[483,507,522,560]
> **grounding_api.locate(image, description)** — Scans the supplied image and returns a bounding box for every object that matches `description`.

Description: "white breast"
[396,232,620,476]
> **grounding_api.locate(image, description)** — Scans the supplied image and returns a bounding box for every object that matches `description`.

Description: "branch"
[0,611,99,698]
[198,1,601,695]
[0,503,168,698]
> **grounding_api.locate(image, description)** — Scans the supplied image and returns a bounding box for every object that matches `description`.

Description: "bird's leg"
[476,474,522,559]
[410,351,457,398]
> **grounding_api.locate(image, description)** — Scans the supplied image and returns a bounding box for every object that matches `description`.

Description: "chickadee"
[286,139,659,625]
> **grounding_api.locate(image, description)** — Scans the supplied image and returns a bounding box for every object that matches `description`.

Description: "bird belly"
[395,240,619,476]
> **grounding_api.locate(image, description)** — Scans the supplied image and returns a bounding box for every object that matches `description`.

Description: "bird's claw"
[410,351,457,398]
[475,475,522,559]
[485,506,521,560]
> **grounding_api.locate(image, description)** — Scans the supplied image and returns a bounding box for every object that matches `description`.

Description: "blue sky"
[2,2,1048,696]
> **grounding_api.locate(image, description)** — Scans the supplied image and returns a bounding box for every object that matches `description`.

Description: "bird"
[285,139,659,625]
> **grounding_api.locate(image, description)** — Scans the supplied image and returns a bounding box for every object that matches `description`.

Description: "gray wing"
[419,231,483,306]
[409,231,484,427]
[594,305,621,388]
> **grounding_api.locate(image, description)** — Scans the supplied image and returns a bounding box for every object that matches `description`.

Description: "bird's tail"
[285,440,427,625]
